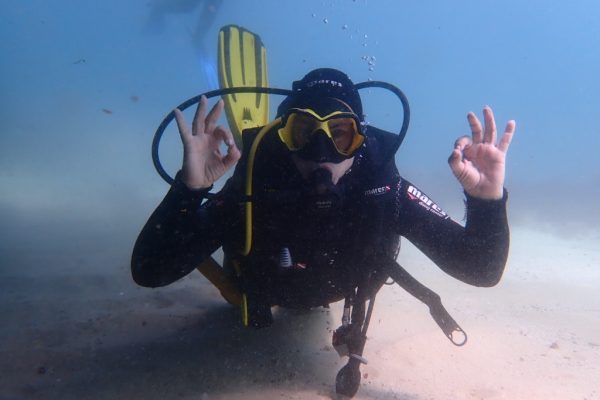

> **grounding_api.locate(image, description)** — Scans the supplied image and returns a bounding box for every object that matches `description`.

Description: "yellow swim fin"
[196,25,268,308]
[196,257,242,306]
[218,25,269,149]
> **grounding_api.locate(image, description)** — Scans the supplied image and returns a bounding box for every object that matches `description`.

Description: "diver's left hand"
[448,106,516,200]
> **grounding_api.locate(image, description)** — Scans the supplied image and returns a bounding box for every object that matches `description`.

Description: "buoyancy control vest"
[231,124,403,326]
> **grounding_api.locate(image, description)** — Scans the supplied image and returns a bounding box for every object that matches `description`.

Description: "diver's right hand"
[174,96,241,189]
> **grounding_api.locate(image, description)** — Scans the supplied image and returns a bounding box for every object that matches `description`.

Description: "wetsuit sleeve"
[395,179,509,287]
[131,171,239,287]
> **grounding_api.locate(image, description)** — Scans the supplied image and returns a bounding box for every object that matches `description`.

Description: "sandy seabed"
[1,226,599,400]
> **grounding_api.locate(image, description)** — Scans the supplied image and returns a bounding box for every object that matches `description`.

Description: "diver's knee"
[131,266,167,288]
[471,269,504,287]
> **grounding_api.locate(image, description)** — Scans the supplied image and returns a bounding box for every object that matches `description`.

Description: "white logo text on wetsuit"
[364,185,391,197]
[407,185,448,218]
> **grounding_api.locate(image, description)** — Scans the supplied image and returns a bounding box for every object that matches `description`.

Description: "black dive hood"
[152,81,410,185]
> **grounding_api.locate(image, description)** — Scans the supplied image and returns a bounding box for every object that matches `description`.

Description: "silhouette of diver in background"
[146,0,223,42]
[145,0,223,88]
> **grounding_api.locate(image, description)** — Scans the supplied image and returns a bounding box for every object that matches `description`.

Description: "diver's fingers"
[454,135,472,151]
[214,126,240,168]
[483,106,497,144]
[448,147,465,178]
[498,120,516,153]
[205,99,224,134]
[192,95,208,135]
[212,124,236,149]
[174,108,191,142]
[448,136,470,175]
[467,112,483,144]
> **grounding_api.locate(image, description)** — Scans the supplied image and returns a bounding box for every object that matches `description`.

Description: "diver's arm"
[396,180,509,287]
[397,106,512,286]
[131,172,237,287]
[132,96,241,287]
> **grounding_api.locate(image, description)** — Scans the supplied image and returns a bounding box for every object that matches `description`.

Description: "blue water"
[2,0,599,242]
[1,0,599,398]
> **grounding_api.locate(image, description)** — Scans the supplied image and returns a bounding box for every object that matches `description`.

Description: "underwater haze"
[1,1,599,399]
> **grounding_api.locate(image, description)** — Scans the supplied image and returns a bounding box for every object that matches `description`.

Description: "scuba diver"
[131,67,515,397]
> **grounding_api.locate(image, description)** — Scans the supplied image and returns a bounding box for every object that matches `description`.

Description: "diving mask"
[277,108,365,162]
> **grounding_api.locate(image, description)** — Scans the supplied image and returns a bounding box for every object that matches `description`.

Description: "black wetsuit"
[132,126,509,319]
